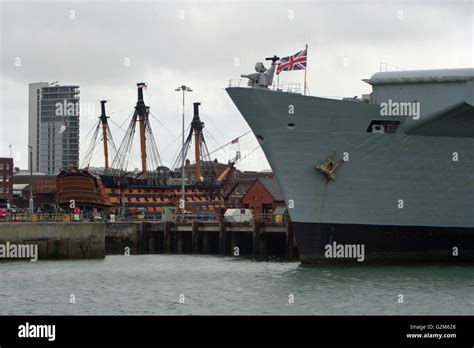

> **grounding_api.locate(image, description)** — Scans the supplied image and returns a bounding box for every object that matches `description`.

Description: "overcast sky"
[0,0,472,171]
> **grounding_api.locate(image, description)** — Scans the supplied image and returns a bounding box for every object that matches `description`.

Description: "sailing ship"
[57,83,237,219]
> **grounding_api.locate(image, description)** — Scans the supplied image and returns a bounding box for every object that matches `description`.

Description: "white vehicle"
[162,206,177,222]
[224,208,253,223]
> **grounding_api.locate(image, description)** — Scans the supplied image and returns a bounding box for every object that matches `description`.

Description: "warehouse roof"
[14,170,46,176]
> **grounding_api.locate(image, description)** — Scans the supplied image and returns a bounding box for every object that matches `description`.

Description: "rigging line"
[80,122,101,167]
[118,110,135,130]
[112,114,136,170]
[145,134,154,172]
[106,148,118,167]
[168,144,184,170]
[107,110,134,151]
[203,128,221,149]
[80,127,96,148]
[202,128,221,152]
[108,105,131,115]
[82,129,100,162]
[208,130,252,155]
[125,114,139,170]
[168,124,191,169]
[198,104,228,143]
[161,132,182,154]
[146,121,162,169]
[236,145,261,163]
[109,119,127,133]
[170,142,184,171]
[105,106,132,142]
[171,141,191,172]
[120,131,133,170]
[149,111,179,139]
[148,118,163,165]
[201,142,214,172]
[167,124,192,162]
[87,140,106,166]
[80,121,100,146]
[106,127,118,154]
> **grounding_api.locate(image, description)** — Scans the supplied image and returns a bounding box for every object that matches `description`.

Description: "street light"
[28,145,33,214]
[175,85,193,213]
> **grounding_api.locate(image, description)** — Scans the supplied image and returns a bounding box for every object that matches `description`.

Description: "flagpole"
[304,44,308,96]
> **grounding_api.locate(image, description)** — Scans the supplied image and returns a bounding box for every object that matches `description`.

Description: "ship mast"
[110,83,162,179]
[136,83,148,179]
[171,101,219,183]
[192,102,204,181]
[99,100,110,172]
[80,100,117,171]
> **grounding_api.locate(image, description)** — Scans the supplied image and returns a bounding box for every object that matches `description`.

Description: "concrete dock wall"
[0,223,105,259]
[105,222,141,255]
[0,221,297,260]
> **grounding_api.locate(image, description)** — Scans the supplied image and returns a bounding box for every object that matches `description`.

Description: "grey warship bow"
[227,60,474,263]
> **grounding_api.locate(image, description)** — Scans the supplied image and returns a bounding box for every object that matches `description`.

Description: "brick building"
[12,169,57,208]
[228,170,274,208]
[0,158,13,207]
[184,159,231,182]
[183,159,275,208]
[241,177,286,221]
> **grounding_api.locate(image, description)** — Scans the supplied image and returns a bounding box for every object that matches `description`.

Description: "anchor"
[315,151,344,182]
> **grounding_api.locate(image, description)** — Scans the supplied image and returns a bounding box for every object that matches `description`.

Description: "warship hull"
[227,70,474,263]
[294,222,474,263]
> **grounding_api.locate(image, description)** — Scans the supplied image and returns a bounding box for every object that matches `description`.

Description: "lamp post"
[175,85,193,213]
[28,145,33,214]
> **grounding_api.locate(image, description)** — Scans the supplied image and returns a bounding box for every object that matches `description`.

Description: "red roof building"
[241,177,286,222]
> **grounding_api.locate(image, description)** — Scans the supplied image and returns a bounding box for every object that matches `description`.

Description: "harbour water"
[1,255,473,315]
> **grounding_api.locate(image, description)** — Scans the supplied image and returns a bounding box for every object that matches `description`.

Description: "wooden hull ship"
[57,84,236,219]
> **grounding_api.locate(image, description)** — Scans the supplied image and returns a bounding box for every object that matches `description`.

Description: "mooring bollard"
[253,222,261,258]
[192,220,199,254]
[202,229,210,254]
[164,222,171,254]
[219,221,226,255]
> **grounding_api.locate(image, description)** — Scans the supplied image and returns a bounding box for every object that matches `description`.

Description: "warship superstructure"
[227,60,474,262]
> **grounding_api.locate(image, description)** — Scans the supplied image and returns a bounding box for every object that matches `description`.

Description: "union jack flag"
[276,48,307,74]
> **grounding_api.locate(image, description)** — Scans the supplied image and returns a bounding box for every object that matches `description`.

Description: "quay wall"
[0,221,297,260]
[0,223,105,259]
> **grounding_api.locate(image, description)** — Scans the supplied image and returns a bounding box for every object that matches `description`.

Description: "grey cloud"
[1,0,472,170]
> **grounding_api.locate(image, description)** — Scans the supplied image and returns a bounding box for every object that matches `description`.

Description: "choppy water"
[0,255,473,315]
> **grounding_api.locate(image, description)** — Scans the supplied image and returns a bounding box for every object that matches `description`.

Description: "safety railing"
[0,212,288,223]
[0,213,73,223]
[228,79,302,94]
